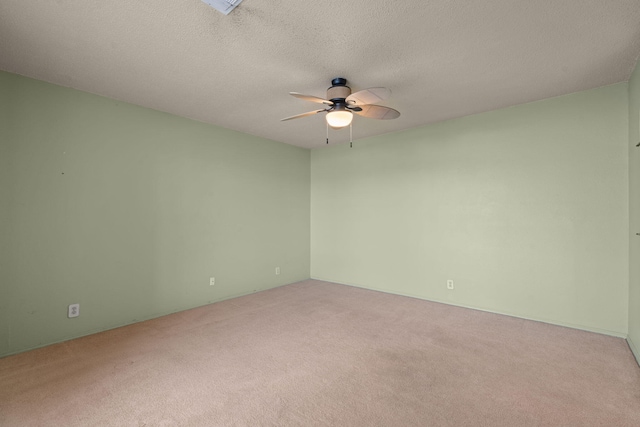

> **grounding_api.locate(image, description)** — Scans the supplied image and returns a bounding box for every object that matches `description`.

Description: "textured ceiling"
[1,1,640,149]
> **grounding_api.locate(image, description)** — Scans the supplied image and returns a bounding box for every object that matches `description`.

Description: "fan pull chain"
[350,122,353,148]
[326,122,329,145]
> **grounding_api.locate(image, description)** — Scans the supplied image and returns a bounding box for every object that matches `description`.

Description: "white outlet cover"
[68,303,80,318]
[210,277,215,286]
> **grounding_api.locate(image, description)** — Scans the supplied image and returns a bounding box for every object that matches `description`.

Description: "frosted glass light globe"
[326,110,353,128]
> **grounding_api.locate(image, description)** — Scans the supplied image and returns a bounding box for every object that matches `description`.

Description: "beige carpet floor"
[1,279,639,426]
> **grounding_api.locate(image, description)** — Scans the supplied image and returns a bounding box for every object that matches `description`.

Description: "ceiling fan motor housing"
[327,77,351,103]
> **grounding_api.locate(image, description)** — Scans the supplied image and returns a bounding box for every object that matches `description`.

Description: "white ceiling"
[1,1,640,149]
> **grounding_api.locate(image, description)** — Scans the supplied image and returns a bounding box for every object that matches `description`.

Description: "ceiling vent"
[201,0,243,15]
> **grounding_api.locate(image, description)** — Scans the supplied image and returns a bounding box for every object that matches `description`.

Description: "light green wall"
[311,84,629,336]
[1,70,634,358]
[0,71,311,357]
[629,59,640,362]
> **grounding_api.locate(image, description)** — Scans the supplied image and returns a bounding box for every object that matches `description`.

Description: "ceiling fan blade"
[354,104,400,120]
[346,87,391,106]
[281,109,326,121]
[290,92,333,105]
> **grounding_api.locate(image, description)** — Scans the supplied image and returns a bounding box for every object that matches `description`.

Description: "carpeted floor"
[1,279,639,426]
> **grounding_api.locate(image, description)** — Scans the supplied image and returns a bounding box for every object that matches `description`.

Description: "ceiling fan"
[281,78,400,129]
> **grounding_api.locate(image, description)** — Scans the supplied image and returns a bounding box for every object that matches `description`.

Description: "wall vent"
[201,0,243,15]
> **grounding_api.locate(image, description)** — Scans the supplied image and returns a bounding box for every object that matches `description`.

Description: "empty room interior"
[1,1,640,425]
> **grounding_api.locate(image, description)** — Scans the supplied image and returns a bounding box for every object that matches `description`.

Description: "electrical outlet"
[210,277,215,286]
[447,280,454,290]
[275,267,280,275]
[68,303,80,318]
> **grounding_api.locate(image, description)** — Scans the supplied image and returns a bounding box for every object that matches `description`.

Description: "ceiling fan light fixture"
[282,78,399,136]
[326,108,353,128]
